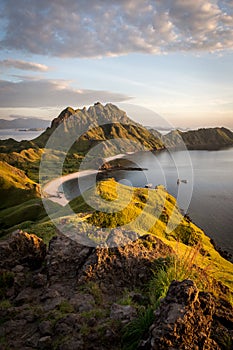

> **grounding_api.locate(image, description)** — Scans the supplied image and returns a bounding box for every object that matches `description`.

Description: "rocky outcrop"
[0,231,172,349]
[34,103,164,153]
[0,231,232,349]
[141,279,233,350]
[0,230,46,269]
[46,232,173,294]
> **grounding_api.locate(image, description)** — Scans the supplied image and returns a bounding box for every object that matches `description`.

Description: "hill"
[0,179,232,349]
[0,161,40,210]
[0,117,50,129]
[34,103,164,155]
[163,127,233,150]
[1,105,233,157]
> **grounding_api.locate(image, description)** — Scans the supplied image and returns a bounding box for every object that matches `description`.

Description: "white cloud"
[0,0,232,57]
[0,79,131,107]
[0,59,49,71]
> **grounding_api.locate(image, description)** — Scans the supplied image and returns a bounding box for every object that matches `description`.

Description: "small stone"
[14,288,34,306]
[110,303,137,322]
[38,336,52,349]
[39,320,53,336]
[32,273,47,288]
[12,264,24,273]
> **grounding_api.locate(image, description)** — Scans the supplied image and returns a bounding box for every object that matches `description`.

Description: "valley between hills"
[0,103,233,349]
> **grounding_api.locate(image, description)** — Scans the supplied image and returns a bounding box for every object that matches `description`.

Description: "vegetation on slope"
[1,175,232,349]
[0,148,43,182]
[164,127,233,150]
[0,161,40,210]
[35,178,232,292]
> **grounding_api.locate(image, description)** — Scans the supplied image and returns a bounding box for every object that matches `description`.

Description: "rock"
[145,280,221,349]
[110,303,137,323]
[1,229,232,350]
[69,293,95,312]
[39,320,53,336]
[130,292,149,305]
[12,264,25,273]
[26,333,40,348]
[14,288,34,306]
[46,235,93,288]
[38,335,52,349]
[32,273,47,288]
[0,230,46,269]
[77,233,173,293]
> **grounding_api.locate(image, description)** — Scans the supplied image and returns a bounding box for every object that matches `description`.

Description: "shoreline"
[42,152,137,206]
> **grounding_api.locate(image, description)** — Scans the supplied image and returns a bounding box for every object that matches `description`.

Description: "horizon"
[0,1,233,129]
[1,102,233,133]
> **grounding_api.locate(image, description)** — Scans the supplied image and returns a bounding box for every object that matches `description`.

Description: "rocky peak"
[49,103,134,131]
[50,106,76,128]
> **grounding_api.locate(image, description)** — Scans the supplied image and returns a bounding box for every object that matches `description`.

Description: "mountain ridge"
[0,117,50,129]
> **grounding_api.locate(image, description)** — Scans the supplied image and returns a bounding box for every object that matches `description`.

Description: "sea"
[1,129,233,256]
[103,148,233,257]
[0,129,44,141]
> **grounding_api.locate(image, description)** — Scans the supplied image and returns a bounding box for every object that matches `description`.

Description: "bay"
[104,148,233,256]
[2,127,233,256]
[0,129,44,141]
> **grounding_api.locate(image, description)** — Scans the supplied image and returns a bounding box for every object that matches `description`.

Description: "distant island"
[0,117,50,129]
[17,128,45,132]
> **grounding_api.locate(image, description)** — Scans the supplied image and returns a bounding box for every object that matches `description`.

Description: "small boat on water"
[145,183,153,188]
[177,179,188,185]
[181,179,188,184]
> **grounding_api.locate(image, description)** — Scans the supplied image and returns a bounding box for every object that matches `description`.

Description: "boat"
[181,179,188,184]
[145,183,153,188]
[177,179,188,184]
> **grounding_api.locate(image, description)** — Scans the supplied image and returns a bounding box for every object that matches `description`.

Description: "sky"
[0,0,233,128]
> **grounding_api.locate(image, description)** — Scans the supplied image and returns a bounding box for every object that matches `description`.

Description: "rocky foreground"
[0,230,233,350]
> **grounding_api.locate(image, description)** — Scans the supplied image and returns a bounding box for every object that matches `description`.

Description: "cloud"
[0,0,232,57]
[0,79,131,108]
[0,59,49,71]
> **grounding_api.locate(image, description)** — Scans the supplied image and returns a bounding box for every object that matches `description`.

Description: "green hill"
[0,161,40,209]
[163,127,233,150]
[45,178,232,291]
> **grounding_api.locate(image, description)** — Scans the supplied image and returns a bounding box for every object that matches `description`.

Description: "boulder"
[144,280,222,349]
[0,230,46,269]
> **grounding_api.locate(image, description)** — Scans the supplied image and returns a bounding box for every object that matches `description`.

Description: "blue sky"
[0,0,233,128]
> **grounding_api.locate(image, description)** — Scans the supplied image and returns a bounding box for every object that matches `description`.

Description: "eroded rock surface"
[0,231,232,350]
[0,230,171,349]
[142,280,233,350]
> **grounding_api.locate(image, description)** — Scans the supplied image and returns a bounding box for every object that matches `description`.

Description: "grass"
[122,307,154,350]
[0,198,61,234]
[0,160,40,209]
[61,179,233,292]
[58,300,74,314]
[5,177,230,295]
[123,243,232,350]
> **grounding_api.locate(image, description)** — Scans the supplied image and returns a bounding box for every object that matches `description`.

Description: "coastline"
[42,153,133,206]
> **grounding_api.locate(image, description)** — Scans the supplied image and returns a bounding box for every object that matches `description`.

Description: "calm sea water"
[0,129,44,141]
[105,148,233,256]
